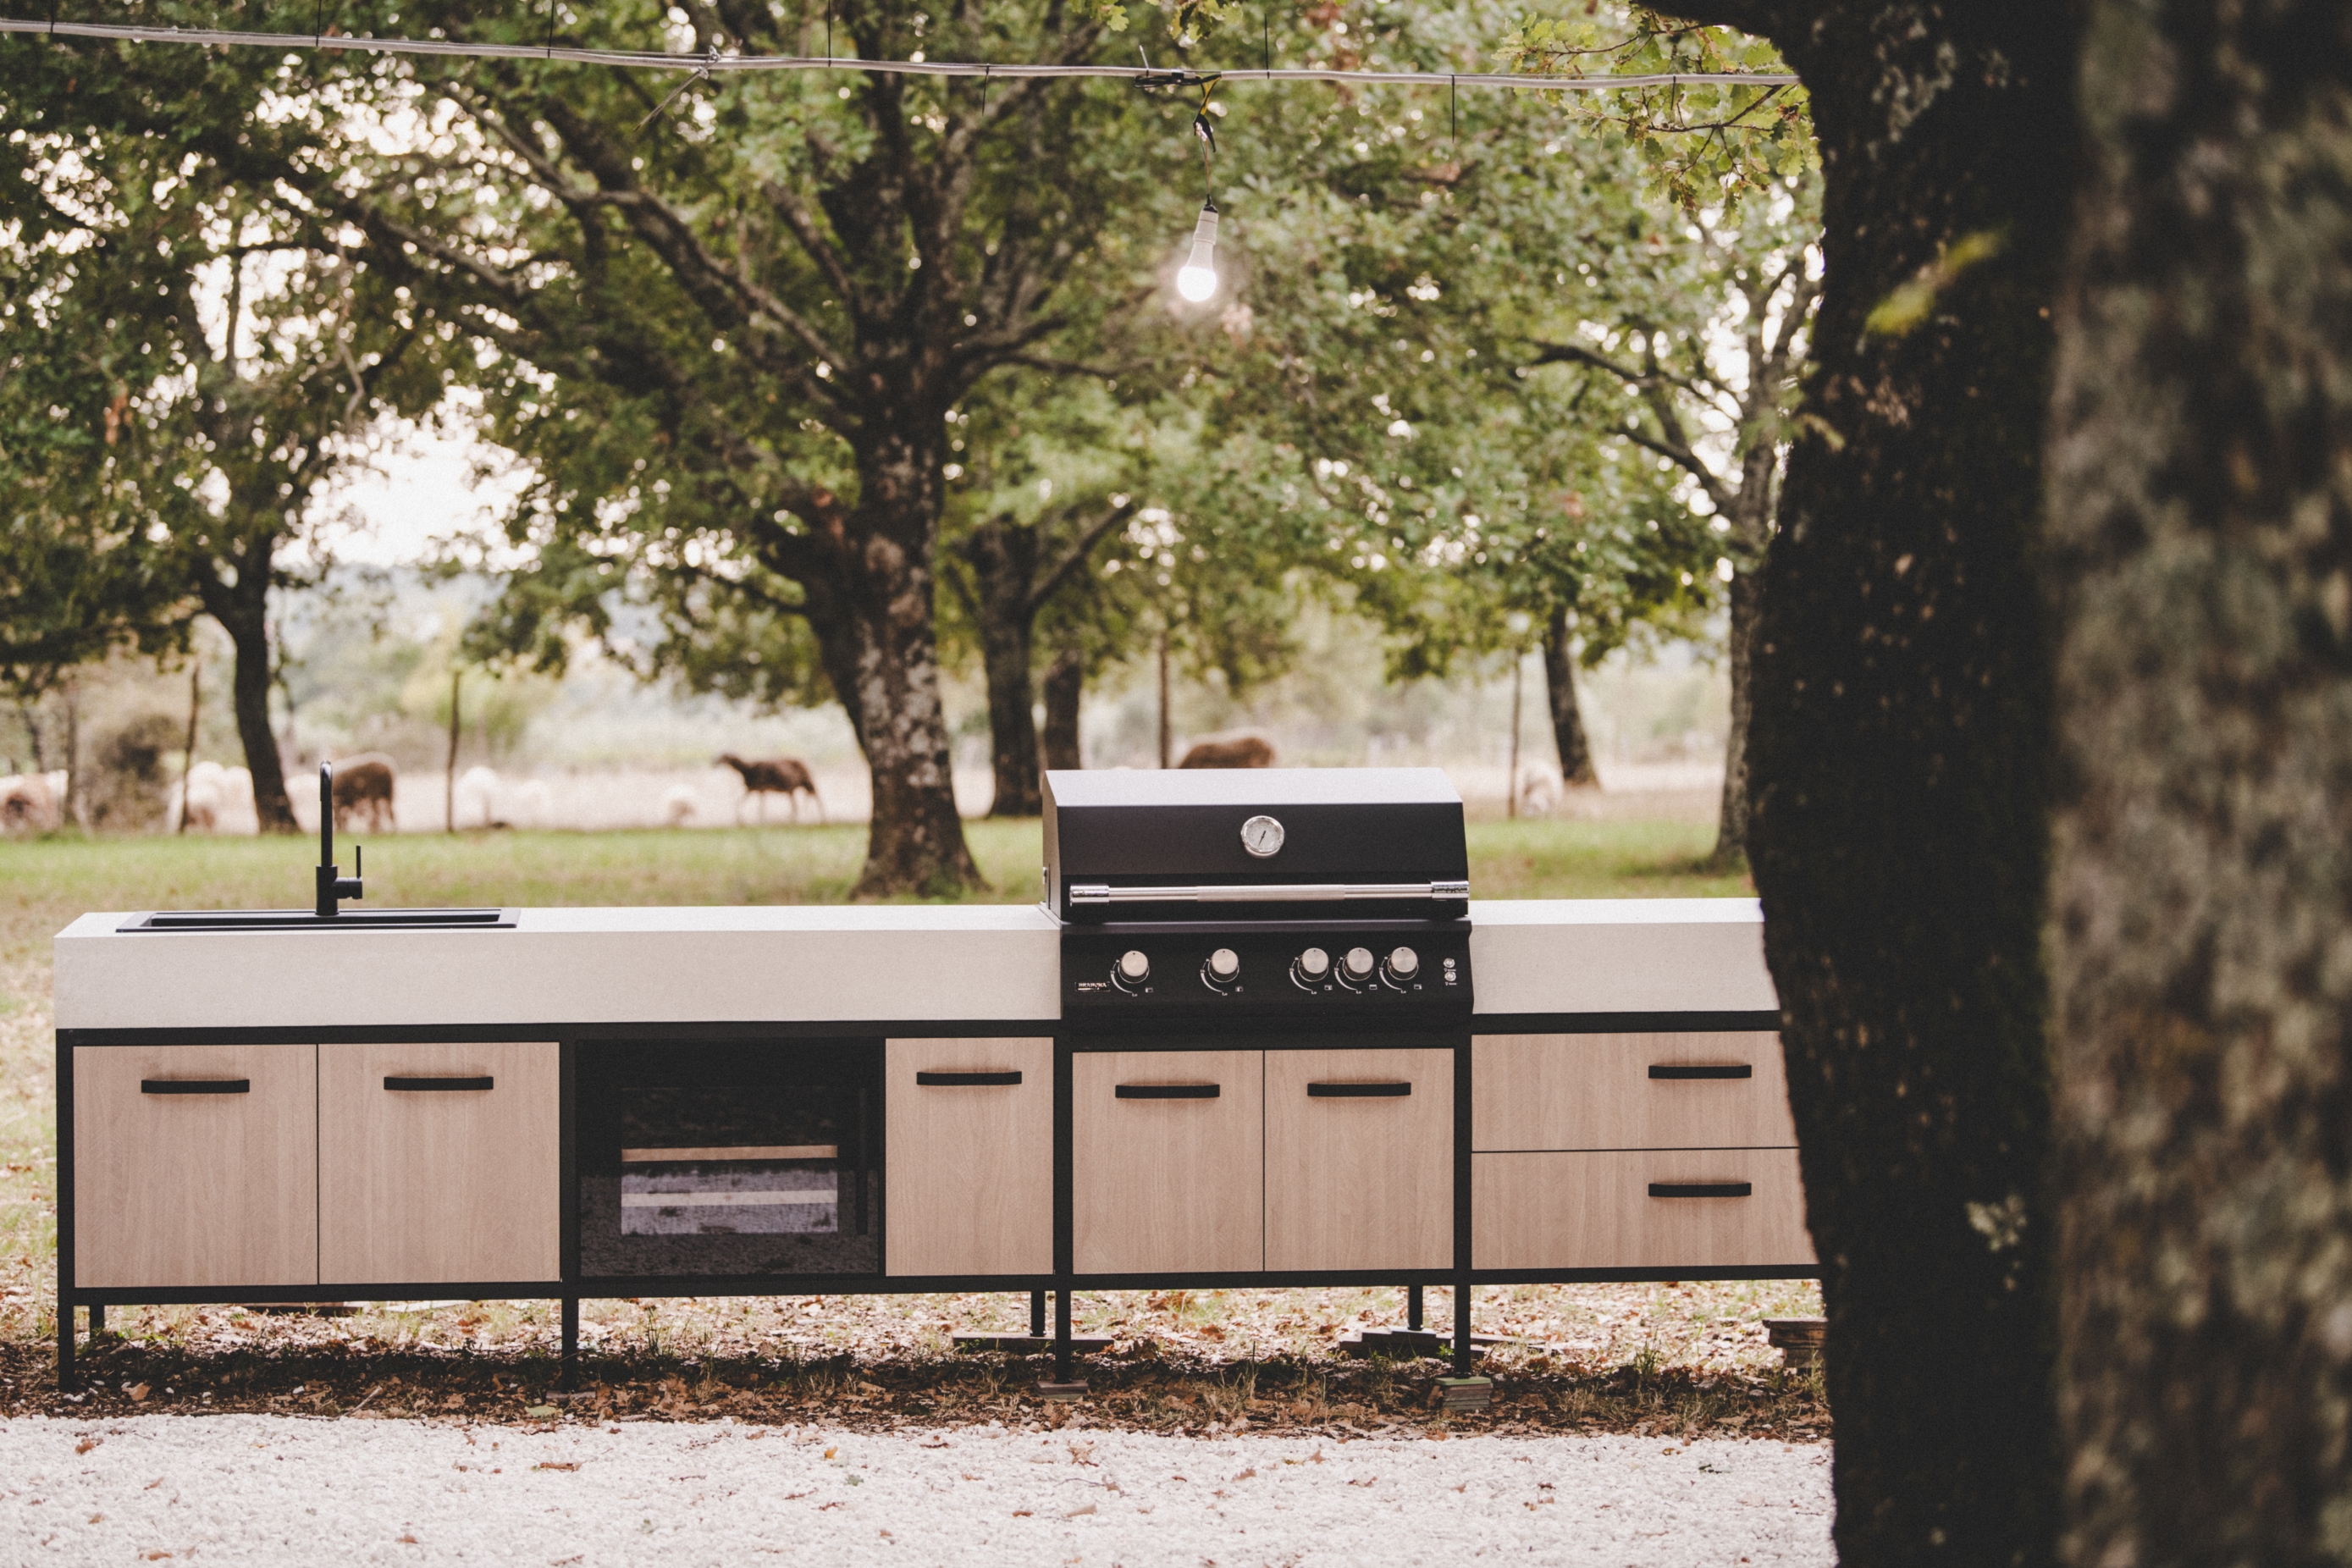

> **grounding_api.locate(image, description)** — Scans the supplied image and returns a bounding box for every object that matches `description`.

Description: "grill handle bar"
[1068,879,1469,905]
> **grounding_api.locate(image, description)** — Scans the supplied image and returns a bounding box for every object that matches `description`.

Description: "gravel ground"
[2,1414,1831,1565]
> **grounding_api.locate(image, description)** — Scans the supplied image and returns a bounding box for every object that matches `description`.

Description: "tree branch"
[1025,497,1137,616]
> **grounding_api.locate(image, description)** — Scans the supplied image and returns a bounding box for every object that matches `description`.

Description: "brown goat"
[1178,736,1277,770]
[717,754,825,824]
[330,755,397,832]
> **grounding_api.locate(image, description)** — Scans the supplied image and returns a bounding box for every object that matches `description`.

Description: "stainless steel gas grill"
[1041,768,1482,1388]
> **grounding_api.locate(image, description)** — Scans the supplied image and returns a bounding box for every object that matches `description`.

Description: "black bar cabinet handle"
[1307,1082,1411,1097]
[141,1079,250,1096]
[384,1076,495,1092]
[1648,1181,1753,1199]
[1115,1083,1220,1099]
[1648,1064,1754,1080]
[916,1071,1024,1087]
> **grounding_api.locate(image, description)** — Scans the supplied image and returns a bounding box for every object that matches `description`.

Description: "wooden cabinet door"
[1471,1148,1814,1271]
[319,1041,560,1285]
[1471,1032,1794,1151]
[1073,1050,1262,1275]
[885,1037,1052,1278]
[1265,1047,1453,1273]
[73,1045,317,1290]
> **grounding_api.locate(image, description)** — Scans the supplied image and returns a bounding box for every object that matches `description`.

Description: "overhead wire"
[0,15,1797,96]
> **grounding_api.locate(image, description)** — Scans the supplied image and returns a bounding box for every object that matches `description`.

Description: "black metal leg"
[1453,1284,1474,1377]
[560,1297,578,1392]
[89,1302,103,1339]
[57,1299,75,1392]
[1053,1289,1073,1384]
[1407,1284,1424,1332]
[1030,1289,1046,1339]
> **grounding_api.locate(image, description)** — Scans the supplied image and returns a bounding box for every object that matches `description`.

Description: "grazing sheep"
[168,760,230,832]
[454,765,501,830]
[1178,735,1277,770]
[661,784,700,827]
[0,771,59,833]
[1516,771,1562,819]
[716,754,824,824]
[331,754,398,833]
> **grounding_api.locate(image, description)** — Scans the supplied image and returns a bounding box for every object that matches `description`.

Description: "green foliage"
[1495,8,1814,213]
[1152,4,1729,684]
[0,24,453,680]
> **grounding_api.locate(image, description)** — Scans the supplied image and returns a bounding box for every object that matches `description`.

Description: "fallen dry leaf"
[1065,1504,1096,1517]
[75,1438,100,1455]
[532,1462,580,1472]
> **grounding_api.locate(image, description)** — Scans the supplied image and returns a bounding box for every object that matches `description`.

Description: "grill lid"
[1041,767,1469,922]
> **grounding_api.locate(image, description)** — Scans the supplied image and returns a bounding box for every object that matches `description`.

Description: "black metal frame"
[52,1010,1813,1391]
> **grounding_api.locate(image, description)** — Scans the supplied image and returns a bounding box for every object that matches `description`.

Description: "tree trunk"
[178,660,200,836]
[960,517,1046,819]
[1157,630,1172,768]
[1542,605,1599,787]
[1041,649,1083,773]
[1683,1,2079,1561]
[199,539,295,834]
[1709,566,1759,868]
[2046,4,2352,1562]
[798,446,983,897]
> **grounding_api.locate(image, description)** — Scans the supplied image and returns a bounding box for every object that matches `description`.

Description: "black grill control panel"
[1061,925,1472,1025]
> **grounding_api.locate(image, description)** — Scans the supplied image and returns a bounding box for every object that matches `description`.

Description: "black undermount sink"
[120,908,516,932]
[119,762,516,932]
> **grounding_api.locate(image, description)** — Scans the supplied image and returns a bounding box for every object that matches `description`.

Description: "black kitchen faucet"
[314,763,364,917]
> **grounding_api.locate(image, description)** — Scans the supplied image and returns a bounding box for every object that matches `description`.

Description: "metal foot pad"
[1437,1377,1493,1414]
[1035,1381,1090,1402]
[955,1333,1113,1355]
[1763,1317,1825,1367]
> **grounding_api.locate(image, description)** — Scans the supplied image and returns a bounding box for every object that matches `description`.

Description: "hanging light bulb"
[1176,200,1220,303]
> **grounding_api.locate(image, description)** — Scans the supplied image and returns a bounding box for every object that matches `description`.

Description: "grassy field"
[0,820,1807,1437]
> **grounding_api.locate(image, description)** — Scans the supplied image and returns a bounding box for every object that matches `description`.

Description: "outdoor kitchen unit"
[50,766,1813,1397]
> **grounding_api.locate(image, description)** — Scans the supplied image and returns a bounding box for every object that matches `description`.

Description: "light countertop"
[53,899,1774,1032]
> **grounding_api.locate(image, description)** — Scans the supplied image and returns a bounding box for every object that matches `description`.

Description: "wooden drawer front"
[73,1045,317,1290]
[1074,1051,1262,1275]
[1471,1032,1794,1151]
[885,1037,1052,1278]
[1265,1047,1453,1273]
[319,1041,560,1285]
[1472,1149,1814,1271]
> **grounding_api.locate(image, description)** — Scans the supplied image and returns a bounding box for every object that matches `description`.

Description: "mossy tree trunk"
[2046,3,2352,1561]
[1665,2,2078,1560]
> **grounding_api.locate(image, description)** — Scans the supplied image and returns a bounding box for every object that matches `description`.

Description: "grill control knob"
[1342,947,1378,985]
[1293,947,1332,989]
[1384,947,1421,985]
[1113,949,1151,992]
[1206,947,1241,982]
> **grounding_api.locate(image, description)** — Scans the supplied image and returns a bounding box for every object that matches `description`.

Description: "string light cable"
[0,14,1797,98]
